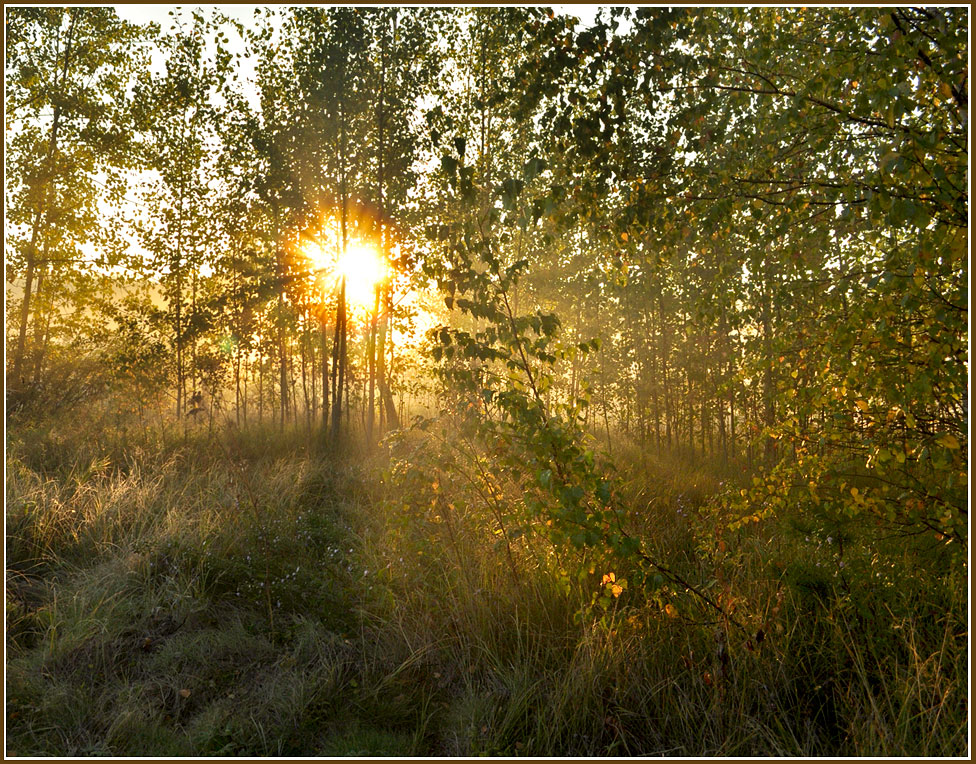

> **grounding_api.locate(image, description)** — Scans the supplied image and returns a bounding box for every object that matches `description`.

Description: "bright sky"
[114,4,263,28]
[112,5,607,107]
[115,5,605,32]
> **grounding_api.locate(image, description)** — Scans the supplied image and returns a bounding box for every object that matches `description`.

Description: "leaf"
[937,433,960,450]
[179,688,191,698]
[664,603,678,618]
[855,399,869,412]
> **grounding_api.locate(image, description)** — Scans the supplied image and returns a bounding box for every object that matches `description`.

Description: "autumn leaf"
[937,433,960,450]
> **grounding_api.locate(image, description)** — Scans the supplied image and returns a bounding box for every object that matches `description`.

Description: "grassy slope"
[5,423,968,757]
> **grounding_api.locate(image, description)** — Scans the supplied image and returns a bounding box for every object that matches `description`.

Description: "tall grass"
[5,417,968,756]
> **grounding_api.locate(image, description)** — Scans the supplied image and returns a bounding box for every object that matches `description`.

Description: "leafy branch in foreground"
[400,150,746,629]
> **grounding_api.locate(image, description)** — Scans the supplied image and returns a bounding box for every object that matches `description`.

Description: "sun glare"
[303,240,385,312]
[337,244,385,309]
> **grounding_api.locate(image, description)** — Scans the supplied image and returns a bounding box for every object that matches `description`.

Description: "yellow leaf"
[937,433,960,450]
[664,603,678,618]
[602,572,616,585]
[620,231,629,242]
[855,399,869,412]
[611,584,623,598]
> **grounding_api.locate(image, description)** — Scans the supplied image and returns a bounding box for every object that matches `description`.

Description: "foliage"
[4,7,968,757]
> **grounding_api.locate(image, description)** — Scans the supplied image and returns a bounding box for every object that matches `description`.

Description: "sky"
[115,4,263,28]
[114,4,604,32]
[112,5,607,107]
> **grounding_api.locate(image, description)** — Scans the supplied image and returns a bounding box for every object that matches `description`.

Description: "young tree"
[132,10,229,424]
[5,7,149,395]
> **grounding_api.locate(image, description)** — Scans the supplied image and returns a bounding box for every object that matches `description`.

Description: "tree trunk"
[659,292,672,450]
[761,255,776,468]
[321,321,330,428]
[13,9,77,383]
[380,283,400,429]
[273,202,288,431]
[301,318,310,435]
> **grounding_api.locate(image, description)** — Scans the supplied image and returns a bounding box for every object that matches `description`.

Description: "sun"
[337,243,385,309]
[303,241,385,311]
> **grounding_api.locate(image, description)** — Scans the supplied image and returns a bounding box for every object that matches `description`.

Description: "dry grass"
[5,419,968,756]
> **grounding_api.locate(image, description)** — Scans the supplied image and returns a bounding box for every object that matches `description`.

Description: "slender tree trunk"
[242,354,248,427]
[761,255,776,468]
[330,79,350,442]
[13,10,77,382]
[645,307,660,451]
[367,21,388,446]
[380,284,400,429]
[701,390,708,457]
[173,103,192,427]
[273,202,288,431]
[234,341,241,428]
[175,264,184,422]
[367,287,379,442]
[729,370,736,463]
[659,293,672,450]
[28,254,49,384]
[301,319,310,435]
[321,321,330,429]
[718,307,728,464]
[31,307,53,385]
[310,318,318,426]
[191,268,198,415]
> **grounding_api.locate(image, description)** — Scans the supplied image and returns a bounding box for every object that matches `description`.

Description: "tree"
[132,10,230,425]
[5,7,149,394]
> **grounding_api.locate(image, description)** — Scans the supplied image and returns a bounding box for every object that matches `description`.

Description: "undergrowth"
[5,419,968,756]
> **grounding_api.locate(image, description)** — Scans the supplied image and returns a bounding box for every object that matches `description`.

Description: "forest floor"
[5,422,968,757]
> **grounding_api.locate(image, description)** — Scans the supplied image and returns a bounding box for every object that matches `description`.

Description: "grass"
[5,417,969,756]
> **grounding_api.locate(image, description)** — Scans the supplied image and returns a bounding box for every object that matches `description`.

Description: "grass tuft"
[5,421,967,756]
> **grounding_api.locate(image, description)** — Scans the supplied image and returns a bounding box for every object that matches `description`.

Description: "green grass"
[5,420,968,756]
